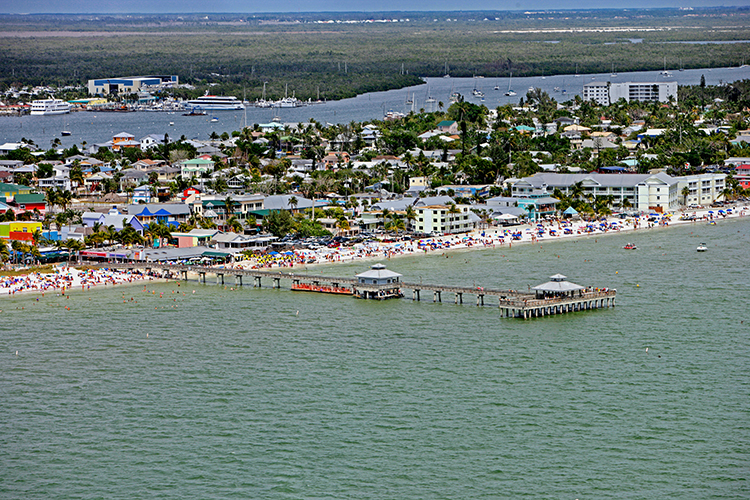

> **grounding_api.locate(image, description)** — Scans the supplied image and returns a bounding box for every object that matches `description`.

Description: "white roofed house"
[140,134,172,150]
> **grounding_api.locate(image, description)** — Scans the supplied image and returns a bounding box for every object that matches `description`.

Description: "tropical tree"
[447,203,461,233]
[404,205,417,231]
[226,216,243,233]
[0,239,9,263]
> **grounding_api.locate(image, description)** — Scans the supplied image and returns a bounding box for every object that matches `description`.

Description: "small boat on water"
[697,242,708,252]
[292,283,353,295]
[623,243,637,250]
[183,109,207,116]
[210,117,219,122]
[61,130,71,136]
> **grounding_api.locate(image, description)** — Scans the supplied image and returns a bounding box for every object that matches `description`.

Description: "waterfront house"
[127,203,191,227]
[180,158,215,178]
[0,221,43,242]
[82,207,145,235]
[437,120,458,134]
[111,132,140,152]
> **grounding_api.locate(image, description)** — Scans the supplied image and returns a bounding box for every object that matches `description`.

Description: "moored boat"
[30,97,71,116]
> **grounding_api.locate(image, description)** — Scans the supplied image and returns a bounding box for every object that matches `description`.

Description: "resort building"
[676,173,726,206]
[512,172,682,213]
[87,75,179,96]
[583,81,678,106]
[412,204,477,235]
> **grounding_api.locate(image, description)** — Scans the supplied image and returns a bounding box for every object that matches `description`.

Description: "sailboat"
[611,63,617,77]
[61,115,71,136]
[574,63,580,77]
[661,57,672,77]
[472,80,484,98]
[425,86,436,106]
[504,72,516,96]
[443,62,450,78]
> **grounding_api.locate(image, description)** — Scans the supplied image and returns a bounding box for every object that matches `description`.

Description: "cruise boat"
[30,98,71,116]
[186,93,245,111]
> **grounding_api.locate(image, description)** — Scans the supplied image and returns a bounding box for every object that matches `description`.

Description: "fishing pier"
[101,263,616,319]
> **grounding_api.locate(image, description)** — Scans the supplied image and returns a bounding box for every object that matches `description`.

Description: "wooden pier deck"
[100,262,616,319]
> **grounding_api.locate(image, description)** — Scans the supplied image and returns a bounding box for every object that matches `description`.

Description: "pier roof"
[533,275,584,293]
[356,263,402,280]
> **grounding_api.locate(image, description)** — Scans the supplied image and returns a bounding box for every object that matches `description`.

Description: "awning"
[202,250,232,258]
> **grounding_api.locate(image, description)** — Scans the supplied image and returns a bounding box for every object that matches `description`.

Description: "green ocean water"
[2,219,749,499]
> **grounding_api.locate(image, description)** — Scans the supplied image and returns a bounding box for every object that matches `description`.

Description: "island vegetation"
[1,8,750,101]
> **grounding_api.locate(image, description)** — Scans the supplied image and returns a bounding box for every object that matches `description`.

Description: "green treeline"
[1,8,749,101]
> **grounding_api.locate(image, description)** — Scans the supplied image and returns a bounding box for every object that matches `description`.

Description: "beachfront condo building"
[513,172,682,213]
[583,81,678,106]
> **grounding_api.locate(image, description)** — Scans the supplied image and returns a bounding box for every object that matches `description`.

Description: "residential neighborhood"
[1,81,749,264]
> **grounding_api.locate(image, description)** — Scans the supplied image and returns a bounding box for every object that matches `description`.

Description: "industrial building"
[87,75,179,96]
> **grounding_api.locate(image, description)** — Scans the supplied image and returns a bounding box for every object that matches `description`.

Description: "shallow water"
[2,218,749,498]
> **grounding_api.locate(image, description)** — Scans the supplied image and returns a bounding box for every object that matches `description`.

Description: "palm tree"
[56,189,73,211]
[11,240,24,264]
[524,204,536,222]
[226,216,243,233]
[103,225,118,246]
[288,195,298,213]
[0,239,9,263]
[31,228,47,247]
[447,203,461,234]
[404,205,417,232]
[380,208,391,230]
[223,195,237,220]
[336,218,351,235]
[63,239,84,264]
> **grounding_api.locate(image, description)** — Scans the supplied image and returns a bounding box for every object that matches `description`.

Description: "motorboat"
[210,117,219,122]
[623,243,637,250]
[61,130,72,136]
[697,242,708,252]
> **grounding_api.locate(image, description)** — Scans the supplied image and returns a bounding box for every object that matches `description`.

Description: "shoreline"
[235,205,748,271]
[1,205,746,293]
[0,265,168,298]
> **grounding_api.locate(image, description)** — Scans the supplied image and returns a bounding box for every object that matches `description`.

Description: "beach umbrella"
[708,210,714,214]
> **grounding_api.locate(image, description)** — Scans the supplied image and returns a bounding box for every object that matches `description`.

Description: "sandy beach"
[233,204,748,270]
[2,205,746,291]
[0,265,166,298]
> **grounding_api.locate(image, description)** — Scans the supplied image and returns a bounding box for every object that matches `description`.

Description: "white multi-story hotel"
[676,173,726,207]
[583,81,678,106]
[512,172,683,213]
[413,205,477,235]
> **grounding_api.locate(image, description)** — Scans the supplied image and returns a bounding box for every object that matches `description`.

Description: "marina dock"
[100,262,616,319]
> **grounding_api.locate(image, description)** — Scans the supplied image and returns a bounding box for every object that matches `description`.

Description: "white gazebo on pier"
[532,274,585,299]
[353,263,403,299]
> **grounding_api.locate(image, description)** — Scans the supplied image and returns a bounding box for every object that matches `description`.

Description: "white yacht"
[186,93,245,110]
[30,98,71,116]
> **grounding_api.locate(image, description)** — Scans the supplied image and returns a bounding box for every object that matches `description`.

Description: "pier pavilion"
[352,264,403,300]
